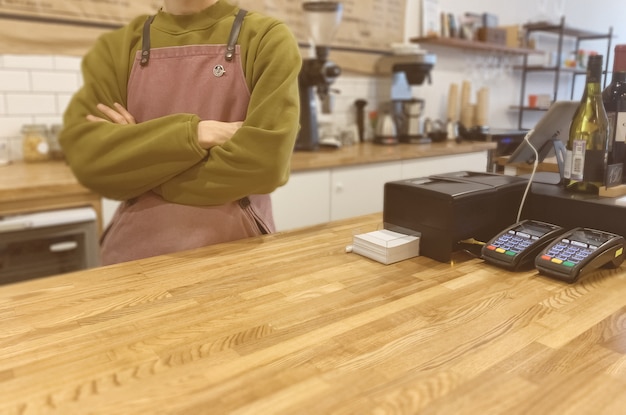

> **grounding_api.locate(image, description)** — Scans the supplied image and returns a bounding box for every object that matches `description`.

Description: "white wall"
[0,0,624,160]
[0,55,81,160]
[402,0,625,131]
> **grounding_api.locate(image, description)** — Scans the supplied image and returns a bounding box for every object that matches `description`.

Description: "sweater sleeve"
[156,22,301,206]
[59,23,208,201]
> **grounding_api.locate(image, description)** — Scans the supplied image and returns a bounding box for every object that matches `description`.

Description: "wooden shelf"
[514,65,584,73]
[524,21,613,40]
[509,105,549,111]
[410,36,543,55]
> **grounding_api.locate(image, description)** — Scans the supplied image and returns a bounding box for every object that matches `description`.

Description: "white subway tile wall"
[0,54,380,161]
[0,54,82,161]
[317,75,387,141]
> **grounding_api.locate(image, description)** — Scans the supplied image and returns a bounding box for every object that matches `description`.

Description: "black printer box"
[383,171,528,262]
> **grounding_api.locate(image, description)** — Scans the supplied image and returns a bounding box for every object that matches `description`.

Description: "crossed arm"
[87,102,242,149]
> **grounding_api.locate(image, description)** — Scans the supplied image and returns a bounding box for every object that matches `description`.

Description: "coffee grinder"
[375,52,436,144]
[295,1,343,151]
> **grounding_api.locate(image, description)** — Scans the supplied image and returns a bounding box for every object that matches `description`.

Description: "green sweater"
[59,0,301,206]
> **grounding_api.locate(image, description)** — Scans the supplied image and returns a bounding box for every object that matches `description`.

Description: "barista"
[59,0,301,264]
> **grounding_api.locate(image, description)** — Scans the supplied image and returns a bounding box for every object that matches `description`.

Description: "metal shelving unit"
[411,36,542,56]
[516,17,613,129]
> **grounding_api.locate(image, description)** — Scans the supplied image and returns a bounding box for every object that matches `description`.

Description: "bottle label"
[611,112,626,172]
[563,149,572,179]
[608,112,617,149]
[570,140,586,181]
[617,111,626,143]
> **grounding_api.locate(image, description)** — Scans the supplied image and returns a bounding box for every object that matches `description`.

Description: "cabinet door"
[330,162,402,221]
[401,152,488,178]
[102,198,121,230]
[271,170,331,231]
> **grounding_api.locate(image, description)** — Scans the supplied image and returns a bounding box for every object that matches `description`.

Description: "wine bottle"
[563,54,609,194]
[602,44,626,182]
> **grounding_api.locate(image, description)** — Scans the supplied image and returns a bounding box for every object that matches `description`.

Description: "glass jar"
[22,124,50,162]
[48,124,65,160]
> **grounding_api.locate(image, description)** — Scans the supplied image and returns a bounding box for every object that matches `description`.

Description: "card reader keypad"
[486,229,539,258]
[538,238,596,268]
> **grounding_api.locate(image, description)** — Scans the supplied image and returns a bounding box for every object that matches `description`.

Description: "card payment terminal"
[481,219,566,271]
[534,227,625,283]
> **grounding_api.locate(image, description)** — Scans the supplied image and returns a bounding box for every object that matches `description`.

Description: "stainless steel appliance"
[295,1,343,151]
[375,52,436,144]
[0,207,100,284]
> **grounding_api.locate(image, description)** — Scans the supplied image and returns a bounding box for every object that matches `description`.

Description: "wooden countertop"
[0,161,104,232]
[2,213,625,414]
[496,155,559,174]
[0,141,495,201]
[0,160,90,206]
[290,141,496,171]
[0,141,494,223]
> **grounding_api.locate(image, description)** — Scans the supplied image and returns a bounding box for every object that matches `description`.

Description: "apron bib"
[101,10,275,265]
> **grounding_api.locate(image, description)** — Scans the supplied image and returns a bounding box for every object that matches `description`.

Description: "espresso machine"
[295,1,343,151]
[375,52,436,144]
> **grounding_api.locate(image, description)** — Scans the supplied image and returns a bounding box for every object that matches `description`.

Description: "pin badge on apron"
[213,65,226,77]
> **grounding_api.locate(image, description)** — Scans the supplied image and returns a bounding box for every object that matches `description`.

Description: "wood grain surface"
[1,213,625,414]
[497,155,559,174]
[0,161,103,233]
[0,141,494,235]
[0,161,88,203]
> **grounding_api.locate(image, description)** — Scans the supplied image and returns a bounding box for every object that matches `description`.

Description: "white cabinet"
[330,162,402,221]
[272,150,489,231]
[271,169,331,231]
[271,163,403,232]
[102,198,121,230]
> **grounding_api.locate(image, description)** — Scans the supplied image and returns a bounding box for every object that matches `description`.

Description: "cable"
[516,129,538,223]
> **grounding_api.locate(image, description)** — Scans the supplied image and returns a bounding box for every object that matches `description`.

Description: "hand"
[86,102,136,125]
[197,120,243,149]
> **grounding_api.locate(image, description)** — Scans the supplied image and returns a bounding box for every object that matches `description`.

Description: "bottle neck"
[586,80,603,93]
[613,46,626,72]
[587,64,603,85]
[610,71,626,83]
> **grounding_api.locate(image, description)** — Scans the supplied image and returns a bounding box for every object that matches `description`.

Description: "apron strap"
[225,9,247,61]
[139,9,246,66]
[140,15,156,67]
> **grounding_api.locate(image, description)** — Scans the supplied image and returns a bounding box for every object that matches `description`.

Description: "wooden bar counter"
[1,213,625,414]
[0,161,103,233]
[0,141,495,234]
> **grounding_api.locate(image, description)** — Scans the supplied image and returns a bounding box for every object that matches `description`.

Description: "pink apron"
[100,10,275,265]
